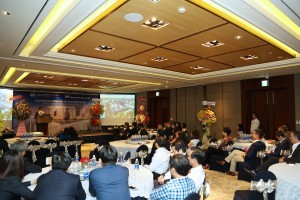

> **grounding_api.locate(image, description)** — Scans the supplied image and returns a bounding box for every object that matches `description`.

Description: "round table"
[5,137,53,147]
[110,140,154,159]
[268,163,300,200]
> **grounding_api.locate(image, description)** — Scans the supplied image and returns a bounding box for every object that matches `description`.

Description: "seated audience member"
[187,147,206,192]
[58,127,72,141]
[157,141,187,184]
[267,131,289,158]
[145,137,171,180]
[217,129,266,176]
[246,130,300,176]
[34,152,86,200]
[89,145,130,200]
[164,121,173,140]
[203,127,233,169]
[10,140,42,175]
[0,138,10,154]
[69,126,80,140]
[170,131,188,146]
[150,154,196,200]
[236,124,244,140]
[127,122,138,138]
[0,150,35,200]
[187,130,200,148]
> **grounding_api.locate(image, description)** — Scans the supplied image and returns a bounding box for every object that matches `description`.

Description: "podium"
[36,114,52,136]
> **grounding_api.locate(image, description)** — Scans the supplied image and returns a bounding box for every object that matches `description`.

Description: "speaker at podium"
[36,114,52,136]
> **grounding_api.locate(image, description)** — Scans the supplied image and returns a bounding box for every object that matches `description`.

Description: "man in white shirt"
[187,147,206,192]
[145,137,170,179]
[250,112,260,133]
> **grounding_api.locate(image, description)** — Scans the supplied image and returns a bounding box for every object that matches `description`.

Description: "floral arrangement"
[89,102,104,117]
[12,100,31,120]
[136,104,150,125]
[197,108,216,127]
[89,102,104,127]
[90,118,101,126]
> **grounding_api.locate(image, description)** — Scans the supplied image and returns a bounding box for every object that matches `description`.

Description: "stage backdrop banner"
[12,91,99,134]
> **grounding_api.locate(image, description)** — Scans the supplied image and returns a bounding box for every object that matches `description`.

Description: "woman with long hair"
[0,150,35,200]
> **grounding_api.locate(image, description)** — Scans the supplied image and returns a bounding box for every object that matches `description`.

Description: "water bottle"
[134,158,139,170]
[83,166,89,180]
[73,152,80,171]
[91,155,97,167]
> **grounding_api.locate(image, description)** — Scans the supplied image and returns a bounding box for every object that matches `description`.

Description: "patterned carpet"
[81,143,250,200]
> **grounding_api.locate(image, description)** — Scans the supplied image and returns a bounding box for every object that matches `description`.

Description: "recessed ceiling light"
[81,79,91,82]
[202,40,224,48]
[124,13,144,22]
[240,55,258,60]
[235,35,243,39]
[278,56,283,59]
[151,56,168,62]
[142,17,169,30]
[43,75,54,79]
[35,81,44,84]
[95,45,115,52]
[190,65,204,70]
[22,64,27,67]
[2,11,10,15]
[68,83,78,86]
[149,0,160,3]
[268,52,273,55]
[113,82,119,85]
[178,7,186,14]
[71,49,76,52]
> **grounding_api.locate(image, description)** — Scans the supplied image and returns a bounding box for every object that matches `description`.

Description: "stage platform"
[79,132,115,143]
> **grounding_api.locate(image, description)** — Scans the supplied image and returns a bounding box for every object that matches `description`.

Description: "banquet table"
[110,140,154,159]
[268,163,300,200]
[5,136,53,147]
[233,141,275,151]
[24,163,154,200]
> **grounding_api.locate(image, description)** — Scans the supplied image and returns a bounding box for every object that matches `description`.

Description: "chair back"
[26,140,47,167]
[250,171,277,200]
[124,151,131,161]
[184,192,200,200]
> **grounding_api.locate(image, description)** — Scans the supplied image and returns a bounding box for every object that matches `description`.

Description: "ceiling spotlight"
[240,54,258,60]
[35,81,44,84]
[142,17,169,30]
[264,73,269,79]
[151,56,168,62]
[178,7,186,14]
[43,75,54,79]
[68,83,78,86]
[149,0,160,3]
[2,11,10,15]
[202,40,224,48]
[71,49,76,52]
[190,65,204,70]
[235,35,243,40]
[278,56,283,59]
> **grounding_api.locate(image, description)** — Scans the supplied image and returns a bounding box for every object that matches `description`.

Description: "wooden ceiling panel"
[91,0,227,46]
[19,79,61,85]
[121,48,199,68]
[25,73,69,81]
[209,45,294,67]
[55,81,92,87]
[163,23,267,58]
[164,59,233,74]
[65,77,102,85]
[60,30,154,61]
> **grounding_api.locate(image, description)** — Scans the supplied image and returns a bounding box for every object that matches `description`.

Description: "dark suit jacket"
[285,143,300,163]
[24,157,42,175]
[89,164,130,200]
[33,169,86,200]
[244,141,266,170]
[127,127,138,138]
[0,176,34,200]
[270,139,289,157]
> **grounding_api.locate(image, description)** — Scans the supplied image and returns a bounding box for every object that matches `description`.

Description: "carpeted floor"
[81,143,250,200]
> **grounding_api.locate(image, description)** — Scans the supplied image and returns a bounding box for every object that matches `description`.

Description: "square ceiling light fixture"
[151,56,168,62]
[240,54,258,60]
[202,40,224,48]
[95,45,115,52]
[142,17,169,30]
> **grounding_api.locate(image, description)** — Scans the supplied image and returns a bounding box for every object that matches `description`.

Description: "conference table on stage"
[110,140,154,159]
[24,163,154,200]
[268,163,300,200]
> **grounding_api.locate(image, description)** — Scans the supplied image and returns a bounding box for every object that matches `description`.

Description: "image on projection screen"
[0,89,13,120]
[100,94,135,125]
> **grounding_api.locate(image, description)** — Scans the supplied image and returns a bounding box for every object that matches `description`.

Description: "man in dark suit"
[247,130,300,174]
[164,121,173,140]
[267,131,289,158]
[217,129,266,176]
[33,152,86,200]
[127,122,138,138]
[89,145,130,200]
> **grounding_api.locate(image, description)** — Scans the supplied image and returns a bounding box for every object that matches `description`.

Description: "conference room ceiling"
[0,0,300,93]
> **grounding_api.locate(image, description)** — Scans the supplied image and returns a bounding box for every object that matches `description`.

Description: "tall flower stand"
[16,120,27,136]
[201,126,211,150]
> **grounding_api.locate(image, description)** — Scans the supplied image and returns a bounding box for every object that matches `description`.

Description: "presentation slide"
[100,94,135,125]
[0,89,13,120]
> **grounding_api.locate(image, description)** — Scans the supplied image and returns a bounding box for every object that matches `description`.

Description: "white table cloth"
[25,164,153,200]
[5,137,53,147]
[233,141,275,151]
[110,140,154,159]
[268,163,300,200]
